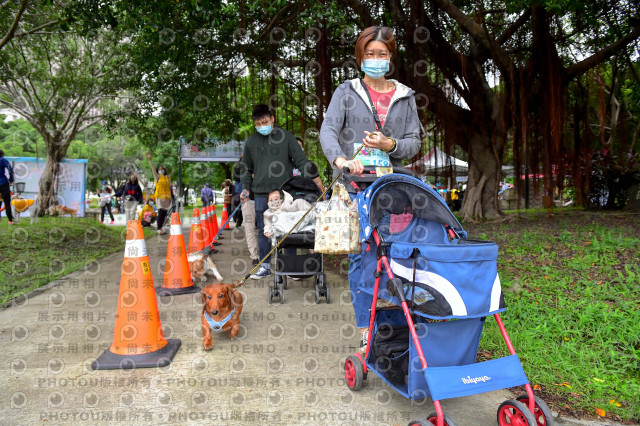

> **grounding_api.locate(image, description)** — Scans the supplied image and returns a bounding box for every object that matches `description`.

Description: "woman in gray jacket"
[320,26,421,352]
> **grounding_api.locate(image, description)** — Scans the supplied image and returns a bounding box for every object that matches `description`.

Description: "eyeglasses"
[364,49,390,59]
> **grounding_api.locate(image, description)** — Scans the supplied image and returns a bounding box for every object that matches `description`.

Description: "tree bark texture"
[36,136,70,216]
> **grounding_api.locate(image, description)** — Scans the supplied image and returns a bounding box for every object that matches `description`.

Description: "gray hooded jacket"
[320,78,421,181]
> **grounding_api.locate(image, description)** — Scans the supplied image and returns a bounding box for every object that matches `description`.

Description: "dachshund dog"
[200,283,243,351]
[188,251,223,283]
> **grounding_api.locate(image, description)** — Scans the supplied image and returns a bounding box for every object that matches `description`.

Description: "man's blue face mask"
[361,59,390,79]
[256,124,272,136]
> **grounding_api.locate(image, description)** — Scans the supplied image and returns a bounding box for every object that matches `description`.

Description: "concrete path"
[0,223,612,425]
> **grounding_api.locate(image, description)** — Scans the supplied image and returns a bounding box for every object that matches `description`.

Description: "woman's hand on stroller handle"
[336,157,364,175]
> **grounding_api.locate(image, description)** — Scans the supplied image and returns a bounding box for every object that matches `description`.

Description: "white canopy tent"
[407,147,469,176]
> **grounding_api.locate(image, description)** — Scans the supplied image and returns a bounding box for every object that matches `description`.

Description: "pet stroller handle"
[341,165,415,193]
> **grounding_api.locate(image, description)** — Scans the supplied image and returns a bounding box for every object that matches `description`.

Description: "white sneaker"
[250,267,271,280]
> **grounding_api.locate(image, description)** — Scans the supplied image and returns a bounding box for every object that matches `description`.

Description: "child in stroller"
[263,188,312,240]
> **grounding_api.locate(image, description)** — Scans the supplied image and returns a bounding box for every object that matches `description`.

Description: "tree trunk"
[460,133,502,220]
[220,163,231,180]
[36,136,69,216]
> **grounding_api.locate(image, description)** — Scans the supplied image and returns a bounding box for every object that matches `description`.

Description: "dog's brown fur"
[48,205,78,217]
[200,283,243,351]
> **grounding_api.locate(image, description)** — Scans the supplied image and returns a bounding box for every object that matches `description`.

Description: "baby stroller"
[268,176,328,305]
[343,174,553,426]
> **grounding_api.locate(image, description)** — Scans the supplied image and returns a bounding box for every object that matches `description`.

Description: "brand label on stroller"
[461,375,491,384]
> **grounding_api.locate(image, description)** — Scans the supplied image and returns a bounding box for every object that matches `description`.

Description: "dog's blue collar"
[204,307,236,332]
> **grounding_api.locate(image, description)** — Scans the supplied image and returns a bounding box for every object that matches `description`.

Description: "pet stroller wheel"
[314,286,320,304]
[344,355,364,391]
[407,421,430,426]
[424,412,458,426]
[515,394,554,426]
[282,275,287,290]
[497,400,537,426]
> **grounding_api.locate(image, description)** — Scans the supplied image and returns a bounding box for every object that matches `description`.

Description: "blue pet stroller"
[343,174,553,426]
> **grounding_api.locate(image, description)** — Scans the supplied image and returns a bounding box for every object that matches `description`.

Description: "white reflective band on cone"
[124,238,147,258]
[192,216,200,224]
[170,224,182,236]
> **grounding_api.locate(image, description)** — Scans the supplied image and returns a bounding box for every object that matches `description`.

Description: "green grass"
[181,204,223,218]
[468,211,640,421]
[0,217,153,304]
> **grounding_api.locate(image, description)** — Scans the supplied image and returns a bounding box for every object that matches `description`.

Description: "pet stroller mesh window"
[368,182,462,234]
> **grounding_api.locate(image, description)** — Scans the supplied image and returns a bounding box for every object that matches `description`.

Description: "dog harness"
[204,307,236,332]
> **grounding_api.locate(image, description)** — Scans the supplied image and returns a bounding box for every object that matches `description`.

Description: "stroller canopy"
[280,176,321,204]
[356,174,467,242]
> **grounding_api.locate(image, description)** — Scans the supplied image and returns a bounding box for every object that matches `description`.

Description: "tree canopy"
[1,0,638,216]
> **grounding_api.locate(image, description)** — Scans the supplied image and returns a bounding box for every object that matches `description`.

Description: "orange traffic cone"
[92,220,180,370]
[211,205,222,242]
[187,208,205,253]
[156,213,199,296]
[204,205,213,245]
[204,206,220,253]
[206,205,220,246]
[199,208,210,245]
[221,204,230,230]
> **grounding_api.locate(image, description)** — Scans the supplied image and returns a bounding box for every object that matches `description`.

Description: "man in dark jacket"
[239,104,317,279]
[0,150,15,224]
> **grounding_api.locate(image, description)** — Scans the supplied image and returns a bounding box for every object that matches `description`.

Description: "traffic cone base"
[157,285,200,296]
[91,339,181,370]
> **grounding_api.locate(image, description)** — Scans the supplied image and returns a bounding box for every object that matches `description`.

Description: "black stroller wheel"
[268,286,284,305]
[344,355,364,391]
[424,412,458,426]
[497,400,537,426]
[515,394,554,426]
[320,274,329,303]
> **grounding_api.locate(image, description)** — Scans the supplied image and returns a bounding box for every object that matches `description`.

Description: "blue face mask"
[361,59,390,79]
[257,124,272,136]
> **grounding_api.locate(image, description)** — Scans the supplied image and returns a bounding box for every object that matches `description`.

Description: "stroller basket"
[367,309,488,399]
